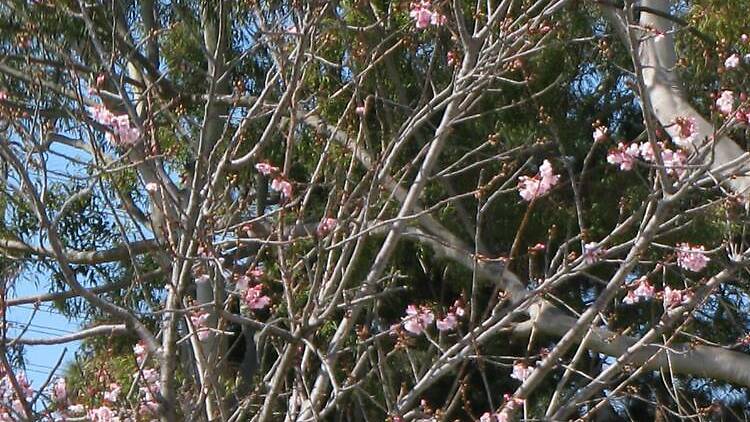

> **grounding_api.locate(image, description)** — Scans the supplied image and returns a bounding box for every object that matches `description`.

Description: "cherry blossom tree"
[0,0,749,421]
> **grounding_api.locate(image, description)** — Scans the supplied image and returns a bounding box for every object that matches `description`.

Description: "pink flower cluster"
[317,217,338,237]
[51,377,67,403]
[102,382,121,403]
[725,54,741,69]
[606,142,639,171]
[436,300,465,332]
[623,276,655,304]
[50,377,91,419]
[403,304,435,335]
[133,341,148,366]
[255,162,279,175]
[0,370,33,421]
[583,242,606,264]
[593,126,608,143]
[244,284,272,310]
[236,266,265,291]
[190,309,212,341]
[716,90,735,116]
[82,382,122,421]
[607,141,686,177]
[409,1,446,29]
[234,267,271,310]
[510,361,532,382]
[129,342,161,418]
[622,277,694,310]
[675,243,710,272]
[479,395,524,422]
[88,104,141,147]
[255,162,293,199]
[517,160,560,201]
[663,286,692,309]
[137,367,161,418]
[271,177,293,200]
[671,116,698,147]
[401,301,465,335]
[88,405,118,421]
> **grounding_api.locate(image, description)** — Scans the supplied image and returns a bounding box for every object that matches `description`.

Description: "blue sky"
[7,274,80,395]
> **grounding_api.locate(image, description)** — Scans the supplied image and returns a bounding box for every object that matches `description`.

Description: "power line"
[5,320,75,335]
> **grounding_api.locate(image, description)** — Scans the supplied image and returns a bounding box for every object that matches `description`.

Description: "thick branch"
[7,324,127,345]
[518,305,750,388]
[0,238,161,265]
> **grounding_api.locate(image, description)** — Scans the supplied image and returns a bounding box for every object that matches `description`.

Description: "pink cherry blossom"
[190,310,211,341]
[661,147,687,178]
[141,368,159,384]
[317,217,338,236]
[725,54,741,69]
[633,277,655,299]
[716,90,735,115]
[248,267,265,279]
[140,399,160,417]
[638,141,657,162]
[112,114,130,131]
[133,341,147,365]
[478,411,511,422]
[271,177,293,199]
[583,242,605,264]
[88,405,115,422]
[624,277,655,304]
[479,412,495,422]
[736,107,750,125]
[243,284,271,310]
[0,91,6,101]
[606,142,639,170]
[593,126,608,143]
[671,116,697,148]
[409,1,446,29]
[355,106,365,115]
[255,162,278,176]
[68,404,85,414]
[436,313,458,331]
[452,300,465,317]
[89,104,114,126]
[51,378,67,403]
[103,383,121,403]
[635,142,686,178]
[510,361,532,382]
[87,104,141,147]
[676,243,710,272]
[622,289,639,305]
[12,372,33,399]
[518,159,559,201]
[118,126,141,146]
[402,304,435,335]
[663,286,686,309]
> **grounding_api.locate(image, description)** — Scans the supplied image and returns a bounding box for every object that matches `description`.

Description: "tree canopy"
[1,0,750,421]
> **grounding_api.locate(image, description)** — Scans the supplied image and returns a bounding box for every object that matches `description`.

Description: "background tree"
[0,0,749,421]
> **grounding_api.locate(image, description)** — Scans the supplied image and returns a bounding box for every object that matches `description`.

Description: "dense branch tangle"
[0,1,749,421]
